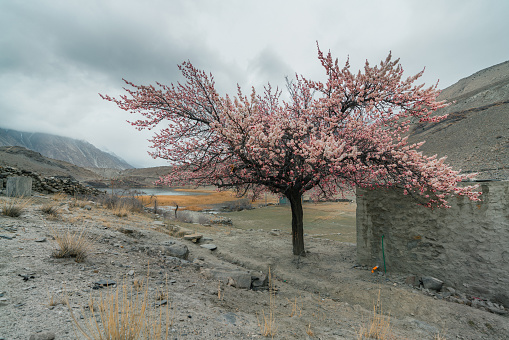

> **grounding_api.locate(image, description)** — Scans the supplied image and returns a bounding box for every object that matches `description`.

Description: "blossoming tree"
[101,47,480,256]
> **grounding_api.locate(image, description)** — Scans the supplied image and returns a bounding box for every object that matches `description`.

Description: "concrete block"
[6,176,32,197]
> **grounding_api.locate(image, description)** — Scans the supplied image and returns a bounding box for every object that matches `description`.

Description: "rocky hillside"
[0,128,133,170]
[409,60,509,180]
[0,145,171,188]
[0,146,104,183]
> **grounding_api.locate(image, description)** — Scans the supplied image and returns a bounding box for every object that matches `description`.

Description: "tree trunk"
[288,191,305,256]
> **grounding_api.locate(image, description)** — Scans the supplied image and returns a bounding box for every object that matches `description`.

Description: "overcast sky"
[1,0,508,168]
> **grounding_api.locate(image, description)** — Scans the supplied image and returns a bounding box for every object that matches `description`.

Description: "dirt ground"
[0,194,508,340]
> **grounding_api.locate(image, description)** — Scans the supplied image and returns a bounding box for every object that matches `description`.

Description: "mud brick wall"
[356,181,509,306]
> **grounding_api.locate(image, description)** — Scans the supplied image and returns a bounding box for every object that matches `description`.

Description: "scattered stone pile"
[0,166,102,196]
[410,276,509,316]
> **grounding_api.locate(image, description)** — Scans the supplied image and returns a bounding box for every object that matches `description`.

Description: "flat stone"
[35,238,47,243]
[421,276,444,291]
[29,332,56,340]
[200,244,217,251]
[161,243,189,260]
[155,300,168,307]
[251,272,268,290]
[445,287,456,294]
[222,312,237,325]
[184,234,203,242]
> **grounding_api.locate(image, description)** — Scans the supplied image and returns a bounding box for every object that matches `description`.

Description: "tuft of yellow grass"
[286,296,302,318]
[257,267,278,338]
[306,324,314,336]
[112,202,130,217]
[357,288,395,340]
[41,203,60,218]
[1,196,32,217]
[70,198,90,208]
[52,192,68,201]
[51,227,92,262]
[69,277,173,340]
[47,290,67,307]
[217,281,224,301]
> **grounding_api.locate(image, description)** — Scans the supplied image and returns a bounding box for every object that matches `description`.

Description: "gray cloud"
[1,0,508,168]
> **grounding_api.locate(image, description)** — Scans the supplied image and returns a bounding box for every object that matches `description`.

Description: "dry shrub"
[69,278,173,340]
[41,203,60,218]
[1,197,31,217]
[97,193,144,215]
[257,268,278,338]
[286,296,302,317]
[112,202,129,217]
[357,289,395,340]
[47,290,67,307]
[175,210,192,223]
[51,227,92,262]
[222,198,253,211]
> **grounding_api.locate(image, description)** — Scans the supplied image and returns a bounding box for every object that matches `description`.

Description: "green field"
[225,201,357,243]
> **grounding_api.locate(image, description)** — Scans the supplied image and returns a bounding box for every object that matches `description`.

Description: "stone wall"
[356,181,509,306]
[0,166,102,196]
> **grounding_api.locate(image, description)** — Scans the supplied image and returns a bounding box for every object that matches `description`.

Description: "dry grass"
[1,196,32,217]
[137,191,235,211]
[47,290,67,307]
[257,268,278,338]
[96,193,144,216]
[112,202,130,217]
[306,324,314,336]
[70,197,90,208]
[69,277,173,340]
[217,281,224,300]
[286,296,302,317]
[52,192,69,201]
[41,203,60,218]
[51,227,92,262]
[137,189,277,211]
[357,289,395,340]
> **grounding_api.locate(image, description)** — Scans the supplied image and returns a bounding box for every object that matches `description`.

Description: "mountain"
[0,145,104,183]
[0,128,133,170]
[0,145,172,188]
[409,60,509,180]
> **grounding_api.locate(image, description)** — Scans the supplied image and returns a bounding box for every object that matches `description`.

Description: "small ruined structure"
[0,166,102,196]
[356,180,509,307]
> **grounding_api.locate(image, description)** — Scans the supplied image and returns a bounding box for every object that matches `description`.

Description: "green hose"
[382,234,387,273]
